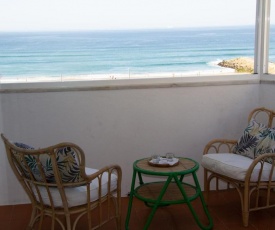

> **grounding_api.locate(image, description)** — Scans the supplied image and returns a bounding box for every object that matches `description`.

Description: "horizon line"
[0,24,257,33]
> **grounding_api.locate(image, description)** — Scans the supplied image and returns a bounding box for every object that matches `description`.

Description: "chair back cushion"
[13,143,82,183]
[51,146,82,183]
[255,128,275,163]
[14,142,34,150]
[233,119,269,159]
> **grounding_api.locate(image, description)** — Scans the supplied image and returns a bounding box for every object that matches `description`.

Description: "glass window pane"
[0,0,256,82]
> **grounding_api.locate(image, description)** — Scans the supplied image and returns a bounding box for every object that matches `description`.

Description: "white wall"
[259,83,275,109]
[0,89,11,204]
[0,80,260,205]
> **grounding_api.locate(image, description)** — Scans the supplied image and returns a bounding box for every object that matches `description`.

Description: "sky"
[0,0,270,32]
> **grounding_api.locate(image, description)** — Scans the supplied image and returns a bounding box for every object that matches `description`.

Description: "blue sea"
[0,26,275,81]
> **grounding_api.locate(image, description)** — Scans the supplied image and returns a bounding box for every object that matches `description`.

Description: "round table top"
[134,157,198,176]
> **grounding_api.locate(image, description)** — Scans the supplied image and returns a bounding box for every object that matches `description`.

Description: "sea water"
[0,26,274,81]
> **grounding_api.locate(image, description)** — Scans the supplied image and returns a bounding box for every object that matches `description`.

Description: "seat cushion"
[201,153,275,182]
[34,167,118,208]
[233,119,269,159]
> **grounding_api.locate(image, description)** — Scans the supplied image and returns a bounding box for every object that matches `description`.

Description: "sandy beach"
[0,68,236,83]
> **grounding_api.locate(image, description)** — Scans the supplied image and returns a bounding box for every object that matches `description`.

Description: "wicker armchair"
[1,134,122,230]
[202,107,275,227]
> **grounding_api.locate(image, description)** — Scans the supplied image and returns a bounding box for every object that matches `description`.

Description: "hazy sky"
[0,0,269,31]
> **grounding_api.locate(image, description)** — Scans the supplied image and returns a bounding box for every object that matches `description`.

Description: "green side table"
[125,157,213,230]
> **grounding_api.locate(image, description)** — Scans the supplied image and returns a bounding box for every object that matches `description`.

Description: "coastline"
[218,57,275,74]
[0,68,236,83]
[3,57,273,84]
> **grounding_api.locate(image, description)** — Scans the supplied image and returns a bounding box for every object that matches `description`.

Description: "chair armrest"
[245,153,275,184]
[85,164,122,182]
[203,139,238,155]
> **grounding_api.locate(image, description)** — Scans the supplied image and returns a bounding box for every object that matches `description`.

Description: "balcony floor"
[0,189,274,230]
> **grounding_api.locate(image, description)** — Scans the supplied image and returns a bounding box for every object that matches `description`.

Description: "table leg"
[143,176,173,230]
[192,172,213,229]
[174,174,213,230]
[137,171,144,185]
[125,170,137,230]
[179,175,184,182]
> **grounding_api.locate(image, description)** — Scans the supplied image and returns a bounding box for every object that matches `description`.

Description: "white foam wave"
[207,59,223,67]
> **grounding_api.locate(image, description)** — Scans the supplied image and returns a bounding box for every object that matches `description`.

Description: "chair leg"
[114,195,121,230]
[116,213,121,230]
[242,185,250,227]
[28,206,37,229]
[117,210,122,229]
[242,211,249,227]
[65,214,72,230]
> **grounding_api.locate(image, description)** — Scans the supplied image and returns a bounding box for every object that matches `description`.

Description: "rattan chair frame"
[203,107,275,227]
[1,134,122,230]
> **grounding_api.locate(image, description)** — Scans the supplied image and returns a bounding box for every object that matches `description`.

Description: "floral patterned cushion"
[46,146,82,183]
[13,142,36,180]
[14,142,34,150]
[233,119,269,159]
[14,143,82,183]
[255,128,275,163]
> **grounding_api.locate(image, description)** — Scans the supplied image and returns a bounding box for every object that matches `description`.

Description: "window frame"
[0,0,273,88]
[255,0,271,75]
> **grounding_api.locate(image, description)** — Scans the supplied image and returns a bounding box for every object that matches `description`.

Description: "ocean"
[0,26,274,81]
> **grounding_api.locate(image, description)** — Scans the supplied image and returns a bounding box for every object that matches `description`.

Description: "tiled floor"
[1,190,275,230]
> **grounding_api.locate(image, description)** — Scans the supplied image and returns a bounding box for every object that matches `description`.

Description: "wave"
[207,59,223,67]
[0,28,259,78]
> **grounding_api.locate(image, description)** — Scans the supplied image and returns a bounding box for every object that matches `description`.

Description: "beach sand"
[0,69,236,83]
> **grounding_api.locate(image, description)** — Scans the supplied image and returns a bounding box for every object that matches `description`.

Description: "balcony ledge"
[0,74,260,94]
